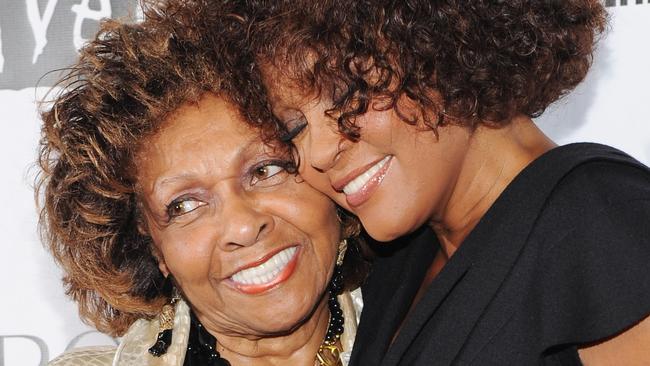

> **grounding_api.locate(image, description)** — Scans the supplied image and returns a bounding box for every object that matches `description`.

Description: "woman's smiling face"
[266,82,473,242]
[136,94,340,338]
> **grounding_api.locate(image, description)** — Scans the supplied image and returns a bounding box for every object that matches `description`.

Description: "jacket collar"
[114,299,191,366]
[113,291,361,366]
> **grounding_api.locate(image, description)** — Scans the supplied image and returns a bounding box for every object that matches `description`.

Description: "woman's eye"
[249,160,294,187]
[280,118,307,142]
[253,164,283,179]
[166,198,206,218]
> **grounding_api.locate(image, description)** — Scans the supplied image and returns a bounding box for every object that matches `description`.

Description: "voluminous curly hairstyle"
[253,0,608,137]
[37,0,366,336]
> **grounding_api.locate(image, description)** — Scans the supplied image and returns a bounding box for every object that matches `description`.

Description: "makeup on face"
[136,93,341,336]
[266,83,473,242]
[333,155,393,207]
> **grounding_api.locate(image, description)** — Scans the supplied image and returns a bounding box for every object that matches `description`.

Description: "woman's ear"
[144,238,170,278]
[158,260,170,278]
[150,245,170,277]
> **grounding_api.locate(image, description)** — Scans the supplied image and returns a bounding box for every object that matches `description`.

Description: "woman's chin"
[242,307,316,336]
[362,216,421,242]
[361,218,409,243]
[234,290,328,334]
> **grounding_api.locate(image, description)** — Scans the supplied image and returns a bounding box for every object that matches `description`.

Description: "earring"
[330,240,347,296]
[336,239,347,267]
[149,277,180,357]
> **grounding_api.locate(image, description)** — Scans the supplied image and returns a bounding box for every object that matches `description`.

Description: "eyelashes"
[280,118,307,142]
[166,197,206,219]
[248,159,295,186]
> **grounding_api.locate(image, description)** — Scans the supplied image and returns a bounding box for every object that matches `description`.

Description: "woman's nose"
[217,194,274,250]
[304,118,346,173]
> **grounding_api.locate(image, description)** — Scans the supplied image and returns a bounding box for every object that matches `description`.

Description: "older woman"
[234,0,650,365]
[39,2,365,365]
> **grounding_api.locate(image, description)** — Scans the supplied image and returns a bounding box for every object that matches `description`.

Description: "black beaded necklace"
[183,313,231,366]
[183,266,345,366]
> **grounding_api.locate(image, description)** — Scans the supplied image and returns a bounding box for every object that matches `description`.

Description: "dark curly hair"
[254,0,608,137]
[37,0,366,336]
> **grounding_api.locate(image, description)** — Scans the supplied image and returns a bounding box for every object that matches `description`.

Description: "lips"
[333,155,393,208]
[228,246,300,294]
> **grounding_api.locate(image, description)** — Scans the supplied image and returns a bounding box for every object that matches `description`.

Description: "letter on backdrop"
[71,0,112,50]
[26,0,59,64]
[0,335,49,366]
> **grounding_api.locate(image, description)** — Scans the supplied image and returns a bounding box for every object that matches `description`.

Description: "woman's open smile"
[227,245,300,294]
[334,155,393,207]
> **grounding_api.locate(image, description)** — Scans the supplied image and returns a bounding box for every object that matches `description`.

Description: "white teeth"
[342,156,391,195]
[230,247,297,286]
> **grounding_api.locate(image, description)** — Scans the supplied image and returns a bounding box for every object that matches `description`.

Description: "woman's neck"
[210,298,331,365]
[430,114,556,260]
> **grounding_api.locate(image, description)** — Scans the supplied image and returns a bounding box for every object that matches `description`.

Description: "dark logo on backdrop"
[606,0,650,5]
[0,0,648,89]
[0,0,137,89]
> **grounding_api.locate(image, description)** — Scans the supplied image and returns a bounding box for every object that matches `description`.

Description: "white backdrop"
[1,1,649,365]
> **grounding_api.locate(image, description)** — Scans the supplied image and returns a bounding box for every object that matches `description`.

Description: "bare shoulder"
[49,346,116,366]
[579,314,650,366]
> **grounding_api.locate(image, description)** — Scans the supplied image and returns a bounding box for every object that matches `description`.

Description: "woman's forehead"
[135,96,258,172]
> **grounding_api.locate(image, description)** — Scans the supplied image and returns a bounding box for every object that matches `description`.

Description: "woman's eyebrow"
[154,173,197,190]
[150,138,262,193]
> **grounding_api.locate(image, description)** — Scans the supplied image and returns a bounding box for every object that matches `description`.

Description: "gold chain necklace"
[316,340,343,366]
[315,310,343,365]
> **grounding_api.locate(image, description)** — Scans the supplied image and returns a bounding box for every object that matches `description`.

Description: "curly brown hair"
[253,0,608,137]
[37,0,366,336]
